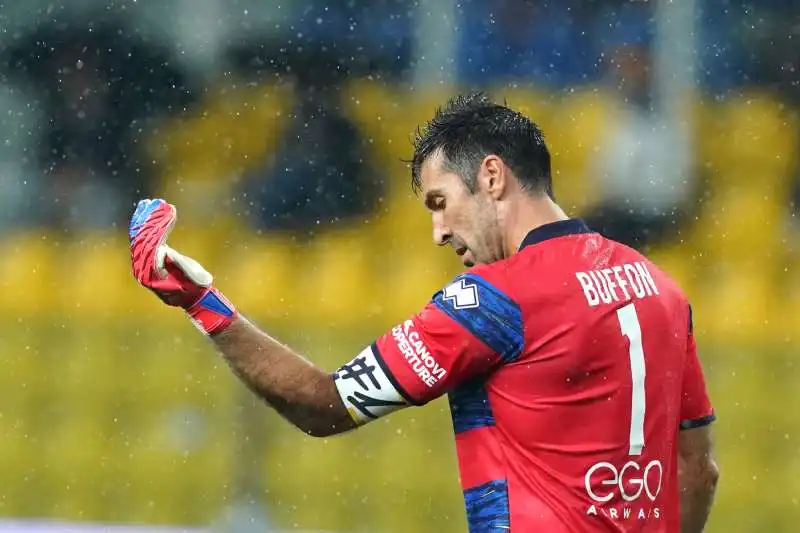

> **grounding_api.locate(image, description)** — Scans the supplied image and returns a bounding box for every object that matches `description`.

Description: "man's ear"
[478,155,507,200]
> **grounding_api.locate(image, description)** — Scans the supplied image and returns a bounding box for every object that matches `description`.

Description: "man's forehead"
[419,152,453,194]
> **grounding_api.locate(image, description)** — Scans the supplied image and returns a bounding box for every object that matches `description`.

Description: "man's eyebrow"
[425,189,444,204]
[424,189,442,209]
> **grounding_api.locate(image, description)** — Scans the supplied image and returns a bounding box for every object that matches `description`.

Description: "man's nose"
[433,219,452,247]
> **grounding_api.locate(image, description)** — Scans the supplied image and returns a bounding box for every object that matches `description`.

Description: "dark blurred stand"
[1,20,197,232]
[222,36,397,241]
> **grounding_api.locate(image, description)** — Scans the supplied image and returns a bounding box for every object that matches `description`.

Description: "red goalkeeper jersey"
[334,219,715,533]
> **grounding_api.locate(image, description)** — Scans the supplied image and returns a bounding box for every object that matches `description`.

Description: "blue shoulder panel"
[432,272,524,363]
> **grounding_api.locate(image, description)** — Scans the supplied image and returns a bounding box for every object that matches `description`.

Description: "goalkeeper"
[129,93,718,532]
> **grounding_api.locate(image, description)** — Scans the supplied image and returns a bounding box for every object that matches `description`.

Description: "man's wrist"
[186,287,238,335]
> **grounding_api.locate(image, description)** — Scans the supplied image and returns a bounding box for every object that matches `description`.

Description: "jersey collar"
[518,218,593,250]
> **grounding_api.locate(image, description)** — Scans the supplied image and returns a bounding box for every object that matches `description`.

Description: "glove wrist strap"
[186,287,237,335]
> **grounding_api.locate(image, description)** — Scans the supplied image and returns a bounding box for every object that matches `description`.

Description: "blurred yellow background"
[1,77,799,532]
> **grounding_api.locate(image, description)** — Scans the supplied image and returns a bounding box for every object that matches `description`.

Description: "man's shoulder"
[434,261,523,307]
[431,265,526,364]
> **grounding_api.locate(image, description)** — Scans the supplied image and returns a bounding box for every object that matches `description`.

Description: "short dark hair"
[410,92,552,198]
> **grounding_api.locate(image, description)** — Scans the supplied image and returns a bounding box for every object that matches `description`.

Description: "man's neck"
[505,196,570,255]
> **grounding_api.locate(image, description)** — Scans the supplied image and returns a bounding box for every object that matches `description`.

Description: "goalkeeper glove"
[129,198,237,335]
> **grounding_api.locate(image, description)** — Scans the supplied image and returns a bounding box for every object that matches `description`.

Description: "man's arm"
[210,315,357,438]
[678,425,719,533]
[127,200,509,437]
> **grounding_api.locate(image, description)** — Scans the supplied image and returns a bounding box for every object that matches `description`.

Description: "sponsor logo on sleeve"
[391,319,447,388]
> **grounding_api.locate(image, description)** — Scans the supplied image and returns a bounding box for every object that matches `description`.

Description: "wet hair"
[410,92,552,199]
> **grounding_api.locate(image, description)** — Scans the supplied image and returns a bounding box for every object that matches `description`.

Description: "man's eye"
[434,198,446,210]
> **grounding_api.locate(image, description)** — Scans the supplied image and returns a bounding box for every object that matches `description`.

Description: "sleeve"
[679,306,716,430]
[333,271,525,426]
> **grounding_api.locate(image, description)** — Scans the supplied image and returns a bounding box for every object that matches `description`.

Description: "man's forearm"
[209,315,357,437]
[679,464,718,533]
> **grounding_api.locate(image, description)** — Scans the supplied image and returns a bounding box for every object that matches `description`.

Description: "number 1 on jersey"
[617,303,646,456]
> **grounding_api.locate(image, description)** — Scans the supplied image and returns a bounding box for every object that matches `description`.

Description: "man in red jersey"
[129,93,719,532]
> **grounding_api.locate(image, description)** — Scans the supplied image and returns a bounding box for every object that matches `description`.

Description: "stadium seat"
[116,327,236,524]
[43,414,111,520]
[368,184,430,242]
[777,256,800,340]
[147,82,295,226]
[692,185,787,268]
[344,81,465,198]
[220,233,299,320]
[687,92,717,158]
[56,233,133,317]
[32,325,122,519]
[6,314,237,525]
[260,431,365,530]
[695,96,724,165]
[364,205,459,319]
[388,244,460,318]
[150,81,295,181]
[340,79,409,186]
[718,92,798,184]
[0,320,44,513]
[0,231,57,315]
[690,98,789,282]
[367,403,463,532]
[0,427,34,515]
[692,262,773,343]
[708,350,799,529]
[291,227,381,324]
[135,419,234,524]
[548,89,613,215]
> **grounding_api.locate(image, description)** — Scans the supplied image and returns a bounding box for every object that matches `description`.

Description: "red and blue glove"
[129,198,237,335]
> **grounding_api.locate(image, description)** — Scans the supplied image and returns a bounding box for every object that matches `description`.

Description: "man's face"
[419,152,503,267]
